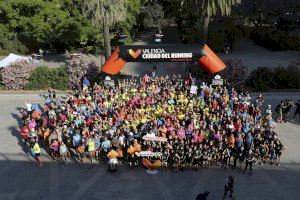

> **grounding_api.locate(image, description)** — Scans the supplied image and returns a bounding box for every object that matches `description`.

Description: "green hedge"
[246,66,300,91]
[25,66,68,90]
[250,27,300,51]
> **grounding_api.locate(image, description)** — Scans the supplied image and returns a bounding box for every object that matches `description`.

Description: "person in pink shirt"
[142,74,150,83]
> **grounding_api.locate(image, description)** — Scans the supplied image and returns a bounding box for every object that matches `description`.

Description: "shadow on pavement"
[0,155,300,200]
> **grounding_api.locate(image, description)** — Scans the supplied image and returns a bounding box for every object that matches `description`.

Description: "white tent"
[0,53,32,68]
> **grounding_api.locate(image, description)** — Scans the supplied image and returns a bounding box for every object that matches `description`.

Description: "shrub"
[246,67,275,91]
[1,60,36,90]
[25,66,68,90]
[250,27,300,51]
[272,67,300,89]
[225,58,249,89]
[66,57,99,90]
[246,65,300,91]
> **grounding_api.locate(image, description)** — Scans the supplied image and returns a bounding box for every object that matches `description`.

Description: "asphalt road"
[0,92,300,200]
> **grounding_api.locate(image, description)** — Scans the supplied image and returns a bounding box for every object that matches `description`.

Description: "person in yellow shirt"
[87,138,96,162]
[183,97,189,104]
[178,113,185,120]
[140,117,147,124]
[31,142,43,167]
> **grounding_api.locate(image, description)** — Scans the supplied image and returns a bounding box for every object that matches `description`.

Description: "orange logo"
[128,49,142,59]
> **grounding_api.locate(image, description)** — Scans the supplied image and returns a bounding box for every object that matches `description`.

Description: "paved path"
[0,92,300,200]
[217,39,299,70]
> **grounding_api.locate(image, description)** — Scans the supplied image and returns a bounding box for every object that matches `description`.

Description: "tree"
[0,0,102,53]
[81,0,128,60]
[115,0,144,44]
[143,0,166,33]
[179,0,241,42]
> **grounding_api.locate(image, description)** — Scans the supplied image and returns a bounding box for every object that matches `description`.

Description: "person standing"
[223,175,235,200]
[275,101,284,123]
[244,149,254,175]
[59,141,68,166]
[275,139,285,166]
[31,141,43,167]
[25,100,32,114]
[152,63,157,77]
[255,94,264,107]
[282,100,294,122]
[292,100,300,122]
[87,138,96,163]
[82,77,90,91]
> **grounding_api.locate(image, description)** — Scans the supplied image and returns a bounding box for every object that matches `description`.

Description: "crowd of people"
[19,73,286,174]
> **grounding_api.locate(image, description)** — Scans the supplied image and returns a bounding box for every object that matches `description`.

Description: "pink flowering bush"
[66,57,99,90]
[225,58,249,88]
[1,60,36,90]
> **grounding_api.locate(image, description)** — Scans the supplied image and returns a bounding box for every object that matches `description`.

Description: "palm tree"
[81,0,128,60]
[181,0,241,42]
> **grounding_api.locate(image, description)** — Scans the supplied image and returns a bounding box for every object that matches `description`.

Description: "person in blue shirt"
[245,132,254,149]
[31,102,41,113]
[56,99,62,107]
[101,136,111,152]
[199,91,205,100]
[82,77,90,88]
[73,131,81,147]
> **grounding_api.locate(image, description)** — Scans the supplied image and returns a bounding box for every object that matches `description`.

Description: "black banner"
[119,44,205,62]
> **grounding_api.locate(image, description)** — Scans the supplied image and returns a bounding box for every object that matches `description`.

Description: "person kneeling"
[107,148,119,172]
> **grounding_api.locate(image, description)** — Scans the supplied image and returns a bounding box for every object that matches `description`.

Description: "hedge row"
[250,27,300,51]
[25,66,68,90]
[246,65,300,91]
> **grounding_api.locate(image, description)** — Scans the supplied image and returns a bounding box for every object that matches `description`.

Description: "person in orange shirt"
[107,148,119,159]
[107,148,119,172]
[159,125,168,138]
[127,145,138,167]
[133,139,141,152]
[228,134,235,148]
[116,147,123,161]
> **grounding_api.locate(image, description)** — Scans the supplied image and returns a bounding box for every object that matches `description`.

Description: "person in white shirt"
[25,100,32,112]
